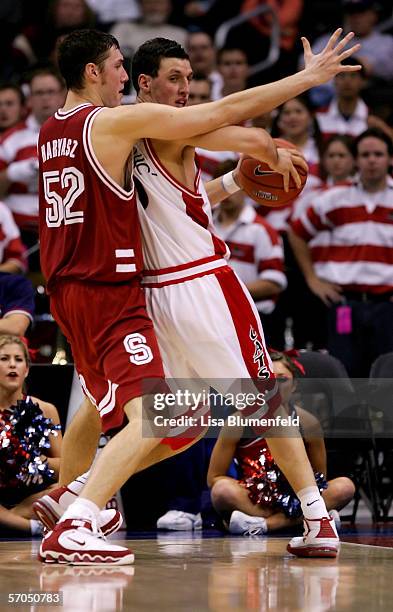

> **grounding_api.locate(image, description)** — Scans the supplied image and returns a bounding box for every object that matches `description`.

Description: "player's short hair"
[354,127,393,157]
[58,29,120,91]
[131,38,189,92]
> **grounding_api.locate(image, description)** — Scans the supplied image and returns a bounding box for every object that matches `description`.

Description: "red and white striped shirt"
[195,148,238,183]
[214,204,287,313]
[290,178,393,293]
[0,201,26,272]
[0,114,40,229]
[316,99,368,140]
[257,173,322,234]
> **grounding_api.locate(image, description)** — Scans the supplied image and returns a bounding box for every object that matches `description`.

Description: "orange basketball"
[237,138,307,207]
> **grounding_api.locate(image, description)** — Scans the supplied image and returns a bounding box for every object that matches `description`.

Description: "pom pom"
[0,399,60,489]
[240,442,328,518]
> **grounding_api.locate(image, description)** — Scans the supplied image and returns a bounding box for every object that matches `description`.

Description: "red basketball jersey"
[39,103,141,292]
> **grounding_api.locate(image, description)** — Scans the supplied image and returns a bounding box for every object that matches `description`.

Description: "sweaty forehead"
[158,57,192,76]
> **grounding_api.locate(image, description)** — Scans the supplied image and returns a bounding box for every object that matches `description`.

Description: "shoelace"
[80,515,106,541]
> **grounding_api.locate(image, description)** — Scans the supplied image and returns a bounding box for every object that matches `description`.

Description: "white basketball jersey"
[134,139,230,272]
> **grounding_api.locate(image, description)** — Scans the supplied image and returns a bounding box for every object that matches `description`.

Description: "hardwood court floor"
[0,534,392,611]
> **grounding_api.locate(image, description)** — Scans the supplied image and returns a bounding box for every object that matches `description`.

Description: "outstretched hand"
[302,28,362,86]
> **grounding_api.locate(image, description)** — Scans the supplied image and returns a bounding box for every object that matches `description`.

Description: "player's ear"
[85,62,100,82]
[138,73,152,94]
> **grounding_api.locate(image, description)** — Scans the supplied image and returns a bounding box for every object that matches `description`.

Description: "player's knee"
[211,479,239,511]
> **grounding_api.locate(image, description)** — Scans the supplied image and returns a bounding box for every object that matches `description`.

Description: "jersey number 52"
[43,167,84,227]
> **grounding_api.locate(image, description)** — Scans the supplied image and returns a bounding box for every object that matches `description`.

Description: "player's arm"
[298,407,327,475]
[108,30,360,143]
[207,426,243,488]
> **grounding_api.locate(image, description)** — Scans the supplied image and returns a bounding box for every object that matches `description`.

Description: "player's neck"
[62,89,102,111]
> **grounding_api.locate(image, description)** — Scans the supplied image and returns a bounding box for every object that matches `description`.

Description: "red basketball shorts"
[50,280,165,433]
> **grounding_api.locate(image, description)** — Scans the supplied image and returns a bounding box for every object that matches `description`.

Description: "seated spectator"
[188,77,238,181]
[317,57,368,139]
[293,134,356,220]
[0,334,62,535]
[261,94,323,237]
[307,0,393,106]
[28,0,96,61]
[110,0,188,69]
[0,201,27,275]
[0,84,25,136]
[271,94,323,179]
[216,46,249,97]
[86,0,140,30]
[0,67,65,269]
[0,272,34,336]
[186,31,223,100]
[213,159,287,323]
[208,350,355,535]
[276,135,356,352]
[289,128,393,376]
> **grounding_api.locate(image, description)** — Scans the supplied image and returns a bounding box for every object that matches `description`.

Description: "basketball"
[237,138,307,207]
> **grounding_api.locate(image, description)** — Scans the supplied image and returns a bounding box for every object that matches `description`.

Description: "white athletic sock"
[60,497,100,523]
[298,485,329,520]
[67,471,90,495]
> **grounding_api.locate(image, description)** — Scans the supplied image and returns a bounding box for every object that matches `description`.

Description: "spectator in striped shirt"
[0,84,25,136]
[289,127,393,376]
[0,68,65,270]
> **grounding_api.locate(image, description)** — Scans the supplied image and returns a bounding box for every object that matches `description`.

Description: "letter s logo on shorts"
[123,333,153,365]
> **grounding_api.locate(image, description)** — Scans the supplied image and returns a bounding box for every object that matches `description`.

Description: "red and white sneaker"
[39,519,134,565]
[287,515,340,558]
[33,487,122,536]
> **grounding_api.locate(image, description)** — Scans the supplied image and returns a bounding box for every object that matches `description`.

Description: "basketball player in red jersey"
[38,29,361,564]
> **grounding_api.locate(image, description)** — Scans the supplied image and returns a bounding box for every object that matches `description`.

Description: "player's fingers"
[333,30,354,54]
[338,44,362,62]
[283,171,289,192]
[291,154,308,173]
[324,28,343,52]
[290,165,301,189]
[301,36,312,58]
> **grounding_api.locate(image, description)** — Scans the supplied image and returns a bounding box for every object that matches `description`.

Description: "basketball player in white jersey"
[130,38,348,558]
[37,30,362,563]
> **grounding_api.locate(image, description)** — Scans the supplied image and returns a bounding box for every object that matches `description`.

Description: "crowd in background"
[1,0,393,533]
